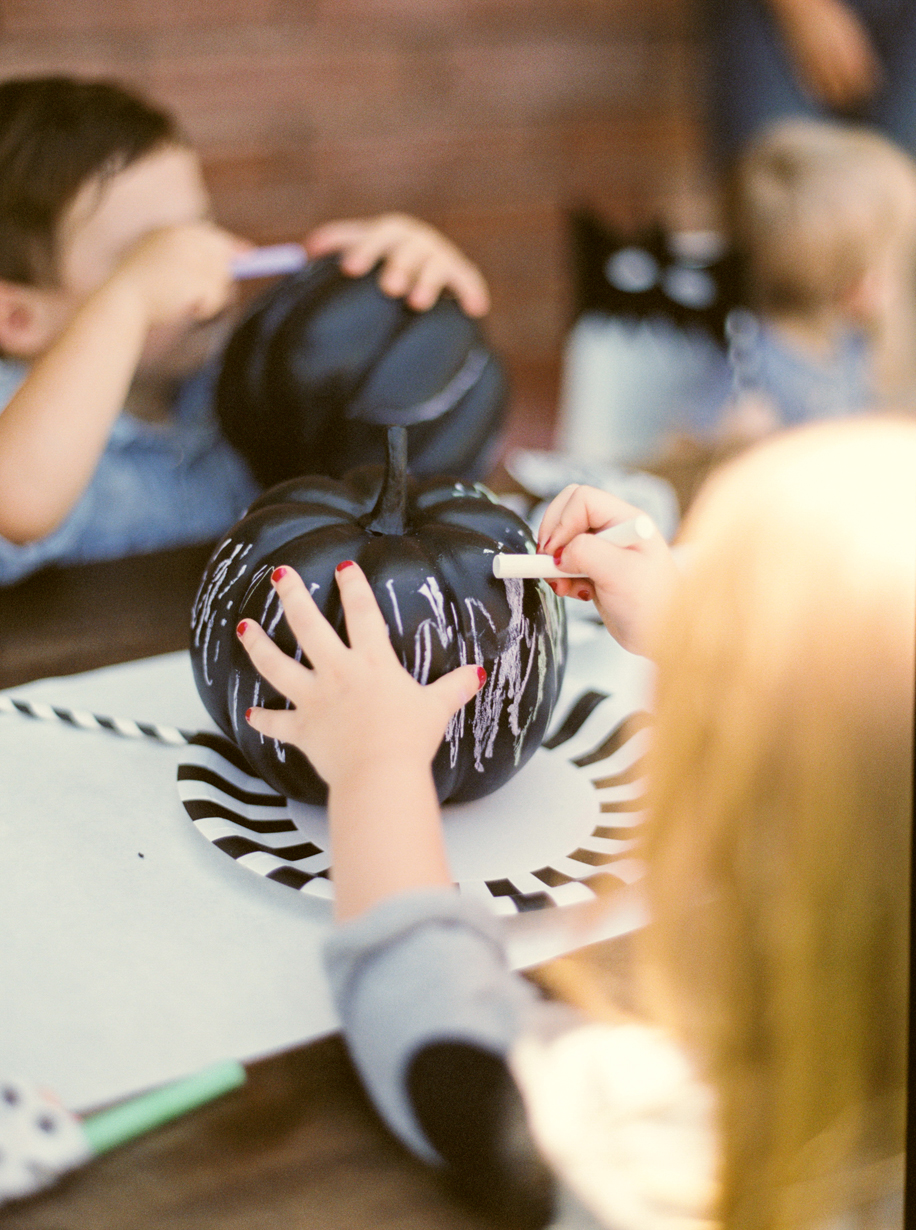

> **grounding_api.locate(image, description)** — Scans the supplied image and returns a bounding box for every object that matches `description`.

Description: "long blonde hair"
[639,417,914,1230]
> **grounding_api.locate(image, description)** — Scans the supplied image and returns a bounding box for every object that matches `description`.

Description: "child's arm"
[766,0,881,108]
[0,222,244,545]
[537,485,678,657]
[236,561,484,921]
[237,564,554,1220]
[303,213,491,319]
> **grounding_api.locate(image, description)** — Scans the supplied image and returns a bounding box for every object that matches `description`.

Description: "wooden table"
[0,541,215,690]
[1,544,637,1229]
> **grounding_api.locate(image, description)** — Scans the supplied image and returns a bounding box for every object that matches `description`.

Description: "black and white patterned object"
[176,690,651,915]
[0,1079,90,1205]
[0,694,192,745]
[569,208,747,344]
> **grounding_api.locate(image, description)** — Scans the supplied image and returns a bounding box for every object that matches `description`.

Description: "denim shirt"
[724,311,874,427]
[0,358,260,585]
[683,312,874,437]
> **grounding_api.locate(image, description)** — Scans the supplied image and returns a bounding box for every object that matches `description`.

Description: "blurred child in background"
[692,118,916,444]
[0,75,490,585]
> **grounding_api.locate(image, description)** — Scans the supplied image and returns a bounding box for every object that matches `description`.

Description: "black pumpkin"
[190,428,566,805]
[216,255,509,488]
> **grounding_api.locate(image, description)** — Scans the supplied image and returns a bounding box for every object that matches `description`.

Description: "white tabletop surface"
[0,614,652,1113]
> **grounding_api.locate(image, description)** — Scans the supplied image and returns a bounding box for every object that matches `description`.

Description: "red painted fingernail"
[336,559,355,572]
[553,551,563,566]
[477,667,487,685]
[271,566,287,583]
[578,589,590,601]
[236,620,248,636]
[245,708,253,722]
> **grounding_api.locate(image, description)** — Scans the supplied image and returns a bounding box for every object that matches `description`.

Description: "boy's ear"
[0,280,65,358]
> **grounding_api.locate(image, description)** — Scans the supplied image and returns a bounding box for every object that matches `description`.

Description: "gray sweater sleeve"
[323,888,552,1164]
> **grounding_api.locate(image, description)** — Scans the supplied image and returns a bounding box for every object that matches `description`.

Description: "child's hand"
[303,213,491,317]
[537,485,678,657]
[107,221,248,328]
[236,561,486,791]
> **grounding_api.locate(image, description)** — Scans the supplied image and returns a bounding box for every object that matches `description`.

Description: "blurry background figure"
[551,0,916,485]
[553,114,916,510]
[695,119,916,440]
[704,0,916,165]
[555,0,916,511]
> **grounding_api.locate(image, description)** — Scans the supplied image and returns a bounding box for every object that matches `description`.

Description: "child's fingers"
[329,218,406,277]
[244,704,297,744]
[372,229,490,317]
[535,485,582,551]
[302,219,368,259]
[539,486,644,555]
[404,253,490,317]
[375,236,428,298]
[334,560,398,653]
[551,577,592,601]
[426,663,488,721]
[335,237,388,277]
[304,218,402,276]
[304,215,490,316]
[236,617,312,702]
[445,256,489,317]
[269,566,349,665]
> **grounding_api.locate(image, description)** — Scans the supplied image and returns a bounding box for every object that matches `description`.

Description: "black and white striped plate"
[176,689,651,914]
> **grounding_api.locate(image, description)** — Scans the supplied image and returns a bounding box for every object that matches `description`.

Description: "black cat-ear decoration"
[568,209,747,343]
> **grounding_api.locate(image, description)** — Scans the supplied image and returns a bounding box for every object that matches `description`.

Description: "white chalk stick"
[231,243,309,280]
[492,514,654,579]
[493,555,571,579]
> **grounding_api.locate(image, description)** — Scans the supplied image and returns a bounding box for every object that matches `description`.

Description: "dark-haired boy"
[0,75,490,584]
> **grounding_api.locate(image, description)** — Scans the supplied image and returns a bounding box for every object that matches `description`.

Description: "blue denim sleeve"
[0,360,258,584]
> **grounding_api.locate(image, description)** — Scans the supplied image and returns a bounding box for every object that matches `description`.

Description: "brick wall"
[0,0,714,363]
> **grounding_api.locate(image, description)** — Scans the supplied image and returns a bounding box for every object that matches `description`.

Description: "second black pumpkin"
[215,255,509,488]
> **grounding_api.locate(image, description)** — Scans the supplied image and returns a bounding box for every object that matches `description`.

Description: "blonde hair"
[638,417,914,1230]
[731,119,916,317]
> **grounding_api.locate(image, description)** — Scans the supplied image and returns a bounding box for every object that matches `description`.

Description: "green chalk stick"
[81,1059,246,1155]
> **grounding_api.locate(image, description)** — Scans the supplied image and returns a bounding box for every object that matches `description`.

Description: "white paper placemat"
[0,619,652,1112]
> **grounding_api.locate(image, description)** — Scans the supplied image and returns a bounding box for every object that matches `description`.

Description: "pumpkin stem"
[364,426,409,534]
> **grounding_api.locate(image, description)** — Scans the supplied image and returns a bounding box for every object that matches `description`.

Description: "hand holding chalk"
[513,484,678,655]
[492,514,654,579]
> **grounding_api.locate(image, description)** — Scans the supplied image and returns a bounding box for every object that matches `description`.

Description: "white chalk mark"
[230,671,241,737]
[191,539,254,686]
[385,579,404,635]
[412,577,456,685]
